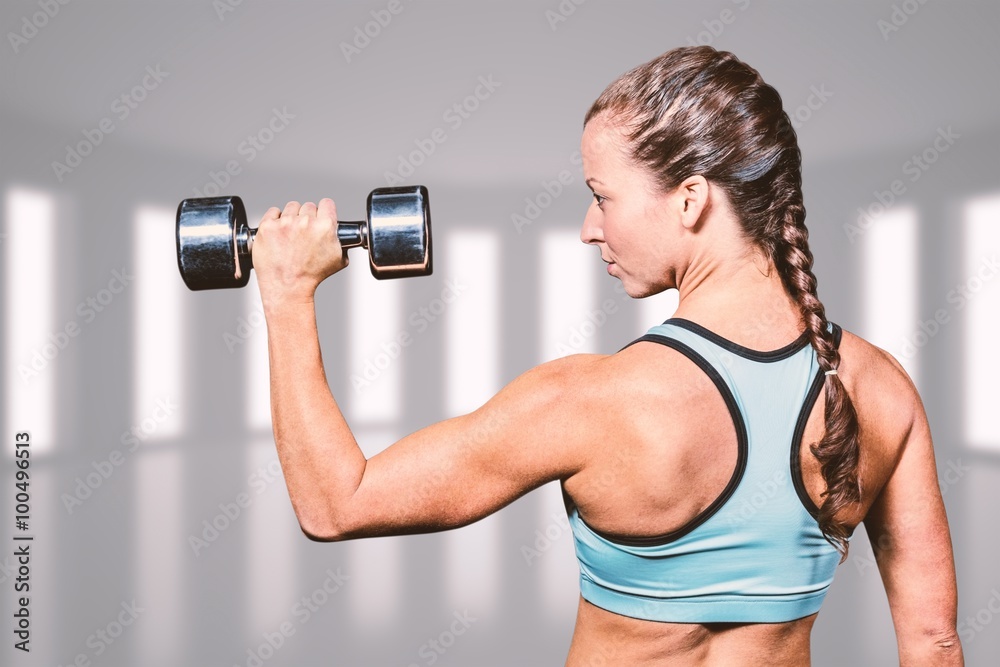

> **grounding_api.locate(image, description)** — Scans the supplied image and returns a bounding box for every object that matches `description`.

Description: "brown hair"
[586,46,860,558]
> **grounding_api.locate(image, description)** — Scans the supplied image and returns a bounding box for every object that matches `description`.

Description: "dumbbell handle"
[239,221,369,270]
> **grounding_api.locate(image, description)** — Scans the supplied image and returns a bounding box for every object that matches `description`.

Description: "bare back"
[561,323,921,666]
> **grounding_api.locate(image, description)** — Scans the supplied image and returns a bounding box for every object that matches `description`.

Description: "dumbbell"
[175,185,432,290]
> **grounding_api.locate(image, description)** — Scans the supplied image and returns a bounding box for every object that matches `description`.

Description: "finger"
[282,201,301,218]
[318,198,337,221]
[299,201,318,218]
[260,207,281,224]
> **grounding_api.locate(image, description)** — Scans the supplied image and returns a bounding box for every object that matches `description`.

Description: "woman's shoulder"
[837,326,924,435]
[528,327,927,437]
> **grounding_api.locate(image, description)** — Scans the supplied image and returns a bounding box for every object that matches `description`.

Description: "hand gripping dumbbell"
[175,185,432,290]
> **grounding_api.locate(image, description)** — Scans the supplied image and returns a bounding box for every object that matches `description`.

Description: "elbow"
[301,528,343,543]
[899,627,964,665]
[928,628,963,658]
[296,506,352,543]
[299,520,341,542]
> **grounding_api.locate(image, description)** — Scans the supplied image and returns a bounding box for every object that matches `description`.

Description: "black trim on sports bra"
[789,323,844,520]
[663,318,812,362]
[790,370,826,519]
[576,334,749,547]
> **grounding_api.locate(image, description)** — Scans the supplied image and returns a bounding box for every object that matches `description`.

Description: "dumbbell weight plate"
[367,186,432,279]
[176,196,251,290]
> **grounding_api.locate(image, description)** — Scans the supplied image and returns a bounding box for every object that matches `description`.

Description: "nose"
[580,201,603,246]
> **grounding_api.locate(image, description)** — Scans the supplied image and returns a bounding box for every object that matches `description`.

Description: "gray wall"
[1,1,998,665]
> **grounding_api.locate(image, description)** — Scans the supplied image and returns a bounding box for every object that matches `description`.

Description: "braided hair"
[586,46,860,558]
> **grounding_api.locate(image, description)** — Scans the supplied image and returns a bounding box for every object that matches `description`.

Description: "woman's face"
[579,118,689,298]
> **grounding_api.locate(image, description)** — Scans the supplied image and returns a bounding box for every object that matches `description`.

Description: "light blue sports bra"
[568,317,846,624]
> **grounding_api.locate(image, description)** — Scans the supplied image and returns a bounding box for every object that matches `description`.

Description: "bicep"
[334,357,595,539]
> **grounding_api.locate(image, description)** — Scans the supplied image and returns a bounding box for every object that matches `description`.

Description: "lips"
[599,254,615,274]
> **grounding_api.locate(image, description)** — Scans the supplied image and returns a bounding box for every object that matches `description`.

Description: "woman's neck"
[671,250,805,350]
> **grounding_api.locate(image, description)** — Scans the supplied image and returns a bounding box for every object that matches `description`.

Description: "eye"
[592,193,606,207]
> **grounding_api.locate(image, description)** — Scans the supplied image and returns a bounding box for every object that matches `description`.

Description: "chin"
[622,279,671,300]
[617,280,648,299]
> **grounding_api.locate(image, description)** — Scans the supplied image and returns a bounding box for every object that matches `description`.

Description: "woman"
[251,46,962,666]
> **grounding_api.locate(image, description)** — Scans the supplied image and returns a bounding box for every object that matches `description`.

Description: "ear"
[676,175,709,230]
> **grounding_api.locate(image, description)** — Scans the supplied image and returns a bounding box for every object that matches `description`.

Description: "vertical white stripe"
[538,230,594,617]
[244,274,270,431]
[445,514,501,615]
[134,206,184,439]
[540,230,597,361]
[862,207,919,385]
[5,188,55,454]
[445,231,500,414]
[246,440,297,633]
[348,535,405,633]
[135,448,182,667]
[640,289,679,331]
[347,265,402,423]
[444,230,502,613]
[537,482,579,620]
[964,194,1000,450]
[132,204,184,667]
[348,427,402,631]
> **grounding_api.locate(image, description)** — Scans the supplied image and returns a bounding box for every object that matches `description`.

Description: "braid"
[586,45,864,558]
[774,200,862,560]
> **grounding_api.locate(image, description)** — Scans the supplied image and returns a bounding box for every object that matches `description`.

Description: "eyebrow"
[585,178,604,188]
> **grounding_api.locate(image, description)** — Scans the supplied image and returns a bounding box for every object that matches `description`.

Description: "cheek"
[601,215,619,245]
[603,208,642,256]
[602,207,631,244]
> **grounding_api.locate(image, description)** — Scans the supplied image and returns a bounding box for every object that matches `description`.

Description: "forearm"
[877,535,963,666]
[265,299,365,539]
[891,574,963,667]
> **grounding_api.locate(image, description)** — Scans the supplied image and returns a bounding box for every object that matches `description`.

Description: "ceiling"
[2,0,998,186]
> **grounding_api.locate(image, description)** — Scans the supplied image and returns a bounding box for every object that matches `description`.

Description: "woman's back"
[562,316,912,541]
[559,312,947,665]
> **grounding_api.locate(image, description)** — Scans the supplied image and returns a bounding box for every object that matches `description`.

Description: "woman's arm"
[862,361,963,666]
[254,199,597,541]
